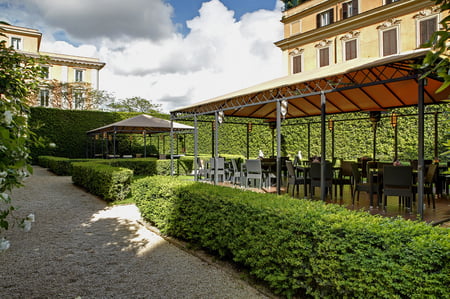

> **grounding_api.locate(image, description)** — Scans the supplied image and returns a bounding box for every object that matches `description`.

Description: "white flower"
[0,192,10,201]
[23,220,32,232]
[0,238,10,251]
[0,171,7,178]
[27,213,35,222]
[3,110,13,125]
[48,142,56,148]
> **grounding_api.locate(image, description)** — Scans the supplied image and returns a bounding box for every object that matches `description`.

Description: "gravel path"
[0,166,269,299]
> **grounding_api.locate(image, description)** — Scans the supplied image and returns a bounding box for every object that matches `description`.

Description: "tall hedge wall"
[29,105,448,162]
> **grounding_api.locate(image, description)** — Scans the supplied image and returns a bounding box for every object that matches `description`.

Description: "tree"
[0,37,45,250]
[30,81,115,110]
[107,96,161,113]
[418,0,449,92]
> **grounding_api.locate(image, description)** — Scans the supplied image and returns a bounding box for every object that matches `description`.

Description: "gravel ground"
[0,166,269,299]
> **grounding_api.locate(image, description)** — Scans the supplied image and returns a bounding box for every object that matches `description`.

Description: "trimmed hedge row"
[37,156,179,176]
[132,176,450,298]
[72,162,133,201]
[37,156,91,175]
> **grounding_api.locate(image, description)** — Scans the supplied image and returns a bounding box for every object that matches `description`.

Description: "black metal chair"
[413,163,438,209]
[334,160,353,198]
[309,162,333,199]
[351,162,381,207]
[208,157,225,182]
[230,159,243,186]
[245,159,263,189]
[285,160,307,197]
[382,165,414,211]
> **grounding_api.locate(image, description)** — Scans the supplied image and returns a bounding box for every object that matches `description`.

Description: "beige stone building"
[0,23,105,110]
[276,0,445,75]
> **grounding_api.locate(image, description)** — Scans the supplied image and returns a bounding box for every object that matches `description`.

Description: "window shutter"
[293,55,302,74]
[345,40,357,60]
[385,0,392,4]
[317,13,321,27]
[329,9,334,24]
[352,0,358,16]
[420,18,437,46]
[383,28,397,56]
[319,48,330,67]
[342,3,348,19]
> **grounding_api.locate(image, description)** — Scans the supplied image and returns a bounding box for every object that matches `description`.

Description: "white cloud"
[99,0,284,112]
[0,0,284,112]
[27,0,175,42]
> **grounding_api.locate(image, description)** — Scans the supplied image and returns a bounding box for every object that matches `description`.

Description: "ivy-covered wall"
[29,105,448,162]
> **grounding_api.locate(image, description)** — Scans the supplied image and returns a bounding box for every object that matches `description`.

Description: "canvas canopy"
[87,114,193,135]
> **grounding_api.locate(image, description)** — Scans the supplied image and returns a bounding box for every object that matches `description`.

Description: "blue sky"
[0,0,284,112]
[168,0,279,35]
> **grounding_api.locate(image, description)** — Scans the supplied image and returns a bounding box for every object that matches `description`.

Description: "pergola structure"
[170,49,449,219]
[87,114,194,158]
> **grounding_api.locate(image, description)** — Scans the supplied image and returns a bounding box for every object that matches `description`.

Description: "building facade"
[276,0,445,75]
[0,23,105,110]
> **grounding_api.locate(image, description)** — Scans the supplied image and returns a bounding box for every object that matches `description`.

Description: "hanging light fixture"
[328,118,334,131]
[390,111,398,128]
[280,100,288,119]
[218,111,225,124]
[247,122,252,132]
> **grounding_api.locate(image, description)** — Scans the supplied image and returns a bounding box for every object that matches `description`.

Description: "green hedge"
[37,156,92,175]
[72,162,133,201]
[132,176,450,298]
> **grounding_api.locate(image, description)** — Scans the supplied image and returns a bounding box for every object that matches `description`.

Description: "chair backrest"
[210,157,224,169]
[340,161,353,177]
[217,157,224,169]
[310,162,332,180]
[231,159,238,172]
[293,156,299,166]
[425,163,438,184]
[351,162,362,184]
[246,159,262,174]
[383,166,413,187]
[286,160,295,177]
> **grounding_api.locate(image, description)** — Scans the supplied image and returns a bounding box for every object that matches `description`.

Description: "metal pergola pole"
[194,115,199,181]
[320,92,327,201]
[276,101,282,195]
[417,78,425,218]
[214,111,219,185]
[170,120,174,176]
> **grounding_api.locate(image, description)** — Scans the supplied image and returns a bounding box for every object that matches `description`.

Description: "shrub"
[72,162,133,201]
[108,158,158,176]
[37,156,91,176]
[133,180,450,298]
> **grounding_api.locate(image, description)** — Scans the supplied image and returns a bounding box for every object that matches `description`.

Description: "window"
[385,0,400,4]
[419,17,437,46]
[42,66,50,79]
[39,89,50,107]
[344,39,357,61]
[75,69,83,82]
[317,9,334,28]
[74,91,84,109]
[292,55,302,74]
[382,28,398,56]
[343,0,358,19]
[11,37,21,50]
[319,48,330,67]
